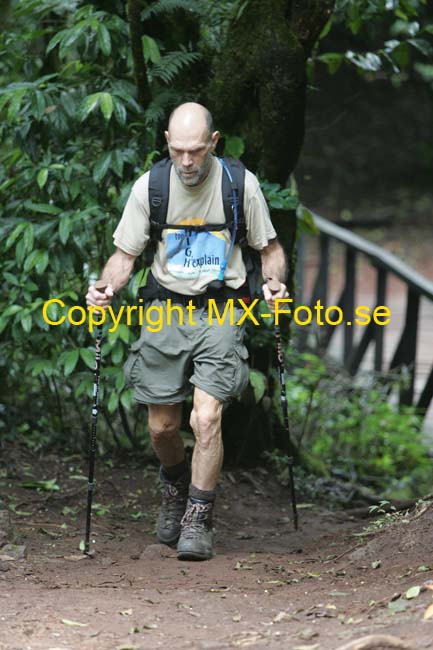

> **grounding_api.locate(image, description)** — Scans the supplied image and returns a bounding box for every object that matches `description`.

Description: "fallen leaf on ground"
[329,591,348,597]
[39,527,61,539]
[298,627,319,640]
[232,634,263,647]
[387,599,407,614]
[232,613,242,622]
[61,619,88,627]
[405,585,421,599]
[273,611,292,622]
[423,603,433,620]
[293,644,320,650]
[234,561,253,570]
[63,554,88,561]
[371,560,381,569]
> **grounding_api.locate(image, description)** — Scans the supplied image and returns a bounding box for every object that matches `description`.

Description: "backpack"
[146,156,262,298]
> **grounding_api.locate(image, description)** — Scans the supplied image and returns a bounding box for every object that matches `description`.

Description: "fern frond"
[144,88,179,128]
[150,48,201,84]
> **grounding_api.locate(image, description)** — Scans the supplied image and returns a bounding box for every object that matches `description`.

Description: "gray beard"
[174,154,212,187]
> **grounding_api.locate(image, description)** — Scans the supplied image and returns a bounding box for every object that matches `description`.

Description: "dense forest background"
[1,0,432,500]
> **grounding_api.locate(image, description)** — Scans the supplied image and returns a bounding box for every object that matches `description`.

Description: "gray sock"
[161,459,189,483]
[189,484,216,504]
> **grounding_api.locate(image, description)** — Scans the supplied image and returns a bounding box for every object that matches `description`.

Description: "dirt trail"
[0,447,432,650]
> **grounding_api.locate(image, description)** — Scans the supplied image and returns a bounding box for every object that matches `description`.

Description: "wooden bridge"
[295,212,433,432]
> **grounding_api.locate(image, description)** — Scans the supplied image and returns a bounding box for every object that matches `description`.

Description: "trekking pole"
[84,280,106,555]
[267,279,298,530]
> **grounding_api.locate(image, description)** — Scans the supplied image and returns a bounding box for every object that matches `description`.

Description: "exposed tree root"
[334,634,416,650]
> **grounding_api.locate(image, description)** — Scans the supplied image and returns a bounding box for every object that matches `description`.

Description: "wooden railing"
[295,213,433,413]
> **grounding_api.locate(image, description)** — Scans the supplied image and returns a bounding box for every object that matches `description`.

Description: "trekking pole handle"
[94,279,108,294]
[266,277,281,295]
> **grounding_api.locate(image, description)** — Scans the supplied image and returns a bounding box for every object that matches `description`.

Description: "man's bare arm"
[260,239,287,283]
[259,239,289,310]
[86,248,136,308]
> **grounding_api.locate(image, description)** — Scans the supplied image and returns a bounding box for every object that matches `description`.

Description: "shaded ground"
[1,445,432,650]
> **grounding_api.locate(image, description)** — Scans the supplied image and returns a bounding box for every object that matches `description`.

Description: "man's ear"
[211,130,220,150]
[164,130,169,144]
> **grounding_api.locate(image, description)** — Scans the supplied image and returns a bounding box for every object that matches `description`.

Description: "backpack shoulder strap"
[221,157,246,245]
[148,158,172,241]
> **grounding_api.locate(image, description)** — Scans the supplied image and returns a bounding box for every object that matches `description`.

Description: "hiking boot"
[177,498,214,561]
[156,469,189,546]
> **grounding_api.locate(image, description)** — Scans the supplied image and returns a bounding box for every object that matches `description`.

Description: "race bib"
[165,220,228,280]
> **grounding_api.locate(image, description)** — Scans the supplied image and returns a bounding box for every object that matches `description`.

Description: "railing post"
[374,267,387,372]
[343,248,356,364]
[317,233,329,307]
[397,288,420,406]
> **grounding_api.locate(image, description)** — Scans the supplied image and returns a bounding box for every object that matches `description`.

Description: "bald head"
[165,102,220,187]
[168,102,214,141]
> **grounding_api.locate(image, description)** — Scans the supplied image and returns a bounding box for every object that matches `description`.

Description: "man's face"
[165,127,219,187]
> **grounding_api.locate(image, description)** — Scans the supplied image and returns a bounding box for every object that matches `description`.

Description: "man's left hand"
[262,280,290,313]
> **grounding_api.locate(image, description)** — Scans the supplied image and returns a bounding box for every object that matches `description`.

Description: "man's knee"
[148,406,181,441]
[190,405,222,448]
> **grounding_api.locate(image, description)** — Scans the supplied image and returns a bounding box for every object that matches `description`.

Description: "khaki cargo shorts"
[123,300,250,404]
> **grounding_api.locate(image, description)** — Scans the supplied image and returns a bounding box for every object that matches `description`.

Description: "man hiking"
[86,102,288,561]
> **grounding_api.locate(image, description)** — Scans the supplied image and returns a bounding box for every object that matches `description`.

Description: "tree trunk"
[210,0,334,184]
[209,1,335,462]
[126,0,151,110]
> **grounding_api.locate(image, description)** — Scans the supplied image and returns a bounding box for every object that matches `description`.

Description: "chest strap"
[138,273,251,308]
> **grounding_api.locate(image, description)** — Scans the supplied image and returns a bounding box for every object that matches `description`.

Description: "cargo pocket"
[123,339,143,388]
[232,338,250,396]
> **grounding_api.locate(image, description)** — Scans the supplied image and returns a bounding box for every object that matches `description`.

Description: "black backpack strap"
[221,157,246,245]
[148,158,172,241]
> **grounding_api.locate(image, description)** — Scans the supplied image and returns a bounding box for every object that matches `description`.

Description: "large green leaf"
[142,35,161,63]
[63,349,80,377]
[59,214,72,244]
[24,201,62,215]
[97,23,112,55]
[37,168,49,189]
[99,92,113,121]
[249,369,267,403]
[93,152,112,183]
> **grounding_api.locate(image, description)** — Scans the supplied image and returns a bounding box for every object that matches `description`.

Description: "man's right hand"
[86,283,115,308]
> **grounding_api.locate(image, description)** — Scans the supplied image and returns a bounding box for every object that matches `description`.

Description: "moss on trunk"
[210,0,334,184]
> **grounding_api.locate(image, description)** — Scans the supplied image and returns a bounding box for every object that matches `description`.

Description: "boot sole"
[177,549,212,561]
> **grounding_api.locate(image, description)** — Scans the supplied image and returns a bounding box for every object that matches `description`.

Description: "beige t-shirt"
[113,156,276,294]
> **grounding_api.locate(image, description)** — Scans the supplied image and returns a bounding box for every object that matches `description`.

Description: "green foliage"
[0,0,200,448]
[270,350,430,499]
[314,0,433,82]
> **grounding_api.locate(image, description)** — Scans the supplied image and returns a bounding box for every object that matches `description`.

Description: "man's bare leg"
[189,387,224,490]
[148,403,189,546]
[147,403,184,468]
[177,387,223,560]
